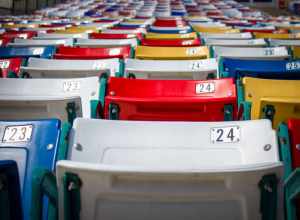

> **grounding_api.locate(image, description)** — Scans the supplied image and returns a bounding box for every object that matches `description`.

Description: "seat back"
[75,38,138,48]
[135,46,209,60]
[57,118,283,220]
[141,38,201,47]
[268,39,300,47]
[221,58,300,79]
[0,58,22,78]
[213,46,289,60]
[0,120,62,220]
[205,39,266,47]
[8,38,74,47]
[54,46,132,59]
[254,33,300,39]
[242,77,300,127]
[0,46,55,59]
[145,32,197,40]
[200,32,252,40]
[104,77,236,121]
[0,78,88,122]
[125,58,218,79]
[35,32,89,39]
[0,160,22,220]
[21,57,120,78]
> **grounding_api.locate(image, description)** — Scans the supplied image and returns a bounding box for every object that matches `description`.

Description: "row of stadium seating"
[1,0,300,220]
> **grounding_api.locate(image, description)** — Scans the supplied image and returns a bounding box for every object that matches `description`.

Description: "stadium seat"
[0,160,22,220]
[8,38,74,47]
[21,57,122,78]
[277,120,300,220]
[54,26,99,34]
[0,38,11,46]
[0,46,55,59]
[55,118,283,220]
[125,58,218,79]
[213,46,289,60]
[200,32,252,40]
[238,77,300,128]
[292,46,300,59]
[35,32,89,39]
[268,39,300,47]
[193,26,239,33]
[148,25,192,34]
[54,46,133,59]
[0,31,37,40]
[90,32,143,40]
[75,38,138,48]
[145,32,197,40]
[0,58,22,78]
[141,38,201,46]
[0,77,99,122]
[104,77,236,121]
[254,33,300,39]
[204,38,266,47]
[220,58,300,79]
[0,119,67,220]
[135,46,209,60]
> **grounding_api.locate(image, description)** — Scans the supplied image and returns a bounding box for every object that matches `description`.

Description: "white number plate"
[264,48,274,56]
[211,126,240,143]
[109,48,121,56]
[186,47,200,56]
[286,61,300,71]
[196,82,215,94]
[63,81,81,92]
[0,60,10,69]
[33,48,44,55]
[190,61,206,70]
[93,62,106,70]
[2,125,33,143]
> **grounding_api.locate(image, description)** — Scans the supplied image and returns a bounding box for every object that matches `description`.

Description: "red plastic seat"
[90,32,143,40]
[54,46,132,59]
[0,58,22,77]
[0,38,10,46]
[286,119,300,169]
[152,19,187,27]
[0,31,37,40]
[104,77,237,121]
[141,38,201,46]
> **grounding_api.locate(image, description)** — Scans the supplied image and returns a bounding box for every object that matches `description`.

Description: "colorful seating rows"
[1,0,300,220]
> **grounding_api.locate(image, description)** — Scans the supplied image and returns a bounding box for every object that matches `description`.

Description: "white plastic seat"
[57,118,283,220]
[201,32,252,40]
[268,39,300,46]
[124,58,218,79]
[35,32,89,39]
[75,38,138,48]
[8,38,73,47]
[101,29,146,34]
[205,39,266,47]
[0,77,100,120]
[213,46,289,60]
[21,57,119,78]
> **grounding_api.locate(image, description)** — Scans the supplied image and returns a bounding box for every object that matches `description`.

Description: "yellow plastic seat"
[254,32,300,39]
[2,23,38,28]
[135,46,209,60]
[192,26,239,33]
[241,77,300,128]
[55,26,99,34]
[292,46,300,58]
[145,32,197,40]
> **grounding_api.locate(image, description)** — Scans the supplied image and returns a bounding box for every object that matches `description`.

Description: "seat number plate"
[2,125,33,143]
[0,61,10,69]
[196,82,215,94]
[33,48,44,55]
[63,81,81,92]
[211,126,240,143]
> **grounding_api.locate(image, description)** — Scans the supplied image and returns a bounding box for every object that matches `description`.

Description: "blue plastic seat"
[0,160,22,220]
[0,119,69,220]
[220,57,300,79]
[0,46,56,59]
